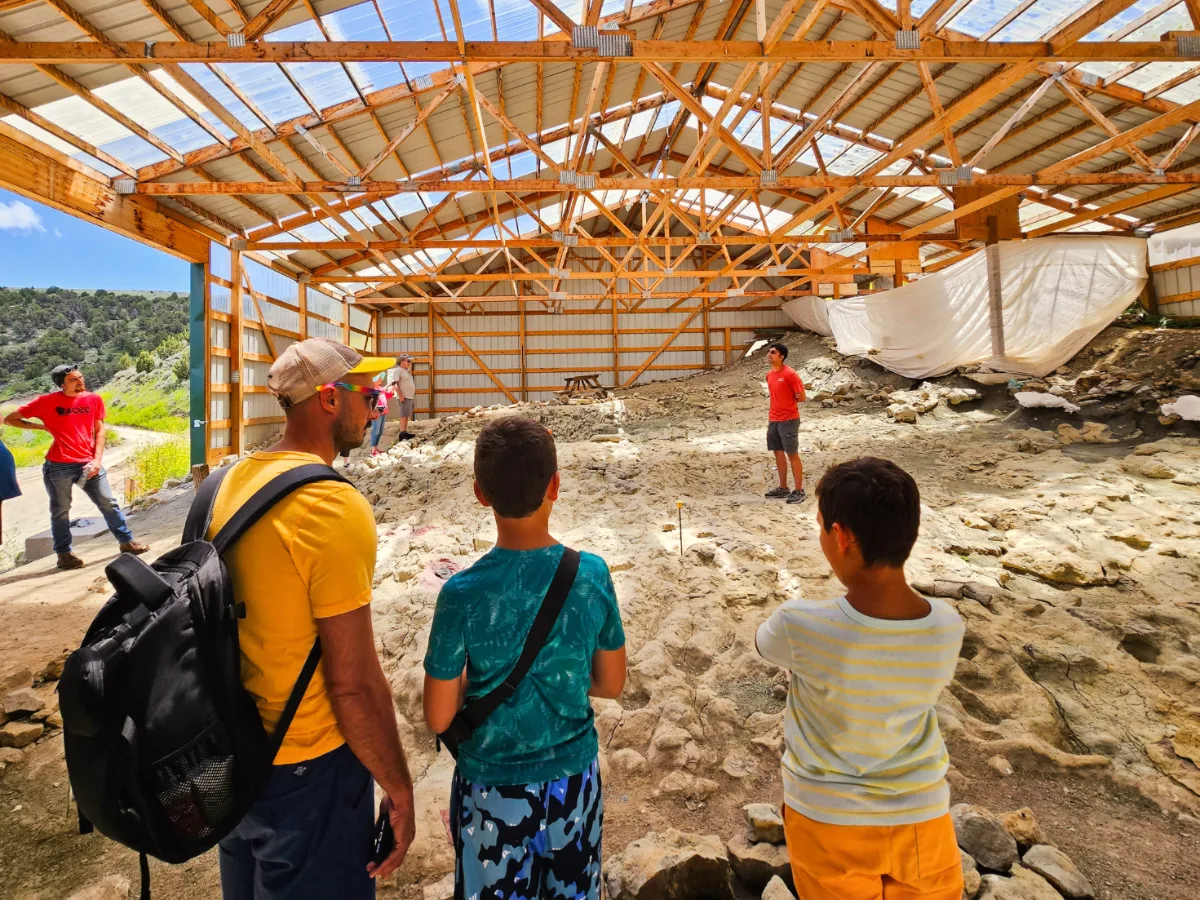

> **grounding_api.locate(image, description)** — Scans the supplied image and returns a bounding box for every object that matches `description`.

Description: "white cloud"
[54,228,63,238]
[0,200,45,233]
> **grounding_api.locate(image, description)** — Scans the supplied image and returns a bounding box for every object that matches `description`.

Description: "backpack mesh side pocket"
[151,719,237,842]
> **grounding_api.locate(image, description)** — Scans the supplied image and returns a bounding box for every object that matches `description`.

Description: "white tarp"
[782,237,1147,379]
[781,295,832,336]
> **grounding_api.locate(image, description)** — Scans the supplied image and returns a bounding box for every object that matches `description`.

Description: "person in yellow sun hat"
[208,338,416,899]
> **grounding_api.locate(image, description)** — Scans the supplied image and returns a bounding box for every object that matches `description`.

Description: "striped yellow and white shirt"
[756,595,964,827]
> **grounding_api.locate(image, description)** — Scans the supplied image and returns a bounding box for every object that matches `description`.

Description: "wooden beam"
[243,0,300,40]
[0,123,207,263]
[1027,183,1194,236]
[433,310,517,401]
[138,171,1200,194]
[358,81,459,178]
[3,38,1195,64]
[526,0,576,34]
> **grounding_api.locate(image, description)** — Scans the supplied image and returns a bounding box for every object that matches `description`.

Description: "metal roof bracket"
[760,168,778,186]
[1177,35,1200,58]
[227,31,246,48]
[895,29,920,50]
[113,177,136,195]
[573,26,599,48]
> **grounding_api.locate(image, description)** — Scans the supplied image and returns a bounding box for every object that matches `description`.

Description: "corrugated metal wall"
[380,295,790,413]
[204,242,374,462]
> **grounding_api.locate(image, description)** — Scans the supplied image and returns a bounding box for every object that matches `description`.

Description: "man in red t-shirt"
[4,365,148,570]
[764,343,807,504]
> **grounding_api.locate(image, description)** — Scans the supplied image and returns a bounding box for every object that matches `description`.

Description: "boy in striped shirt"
[756,457,965,899]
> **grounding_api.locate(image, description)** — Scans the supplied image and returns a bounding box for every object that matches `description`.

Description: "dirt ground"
[1,325,1197,900]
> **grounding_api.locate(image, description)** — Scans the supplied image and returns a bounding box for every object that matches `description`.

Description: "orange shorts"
[783,805,964,900]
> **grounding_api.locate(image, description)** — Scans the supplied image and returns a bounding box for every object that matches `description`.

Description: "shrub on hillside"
[117,352,134,371]
[154,333,187,360]
[173,347,190,383]
[135,351,155,374]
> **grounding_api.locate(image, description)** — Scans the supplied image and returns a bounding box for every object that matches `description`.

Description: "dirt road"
[0,426,175,568]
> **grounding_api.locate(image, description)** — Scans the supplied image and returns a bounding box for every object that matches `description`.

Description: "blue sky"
[0,190,189,292]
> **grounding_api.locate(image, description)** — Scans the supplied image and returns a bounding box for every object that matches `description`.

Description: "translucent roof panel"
[216,64,311,126]
[1119,63,1199,94]
[27,93,168,168]
[92,77,217,156]
[319,2,409,96]
[179,64,272,131]
[0,114,121,177]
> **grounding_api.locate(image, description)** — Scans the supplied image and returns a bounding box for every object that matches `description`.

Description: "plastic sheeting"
[782,237,1147,379]
[781,294,832,336]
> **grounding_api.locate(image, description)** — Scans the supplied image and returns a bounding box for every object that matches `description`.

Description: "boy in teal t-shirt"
[423,416,626,900]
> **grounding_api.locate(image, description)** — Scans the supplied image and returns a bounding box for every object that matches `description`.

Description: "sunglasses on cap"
[318,382,383,405]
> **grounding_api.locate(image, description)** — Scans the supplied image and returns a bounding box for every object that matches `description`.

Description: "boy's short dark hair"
[474,416,558,518]
[816,457,920,568]
[769,342,789,360]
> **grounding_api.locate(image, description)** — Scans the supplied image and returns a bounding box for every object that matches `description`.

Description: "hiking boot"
[786,489,807,504]
[765,486,789,499]
[120,541,150,555]
[57,552,84,570]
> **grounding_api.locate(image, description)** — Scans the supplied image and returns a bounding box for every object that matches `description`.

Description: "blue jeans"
[219,743,375,900]
[42,461,134,554]
[369,413,386,449]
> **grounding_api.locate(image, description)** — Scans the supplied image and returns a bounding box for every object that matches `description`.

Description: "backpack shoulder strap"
[181,466,230,544]
[457,546,580,731]
[210,463,349,555]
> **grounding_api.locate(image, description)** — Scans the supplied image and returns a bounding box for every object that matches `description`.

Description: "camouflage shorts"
[450,758,603,900]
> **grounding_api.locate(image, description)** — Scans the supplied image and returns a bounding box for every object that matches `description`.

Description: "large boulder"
[605,830,733,900]
[727,833,792,891]
[977,865,1063,900]
[1022,845,1093,899]
[742,803,785,844]
[951,804,1018,873]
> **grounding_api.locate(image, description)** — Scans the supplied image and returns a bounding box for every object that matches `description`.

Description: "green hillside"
[0,285,188,400]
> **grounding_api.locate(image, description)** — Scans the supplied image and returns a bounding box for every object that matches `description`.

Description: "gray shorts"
[767,418,800,454]
[398,398,415,418]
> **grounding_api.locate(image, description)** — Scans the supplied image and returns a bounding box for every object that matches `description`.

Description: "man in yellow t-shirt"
[212,338,415,900]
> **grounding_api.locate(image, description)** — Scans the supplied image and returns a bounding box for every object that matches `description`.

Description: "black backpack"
[58,463,347,899]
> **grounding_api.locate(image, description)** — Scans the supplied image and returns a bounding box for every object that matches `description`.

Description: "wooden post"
[1140,277,1159,316]
[342,297,351,346]
[985,215,1007,362]
[297,273,309,339]
[702,301,711,369]
[724,327,731,367]
[371,307,381,353]
[519,299,528,402]
[894,258,905,287]
[427,302,436,418]
[611,295,620,389]
[230,244,244,458]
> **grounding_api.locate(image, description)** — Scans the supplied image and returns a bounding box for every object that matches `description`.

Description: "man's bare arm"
[3,411,45,431]
[319,605,412,798]
[89,420,106,474]
[318,605,415,876]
